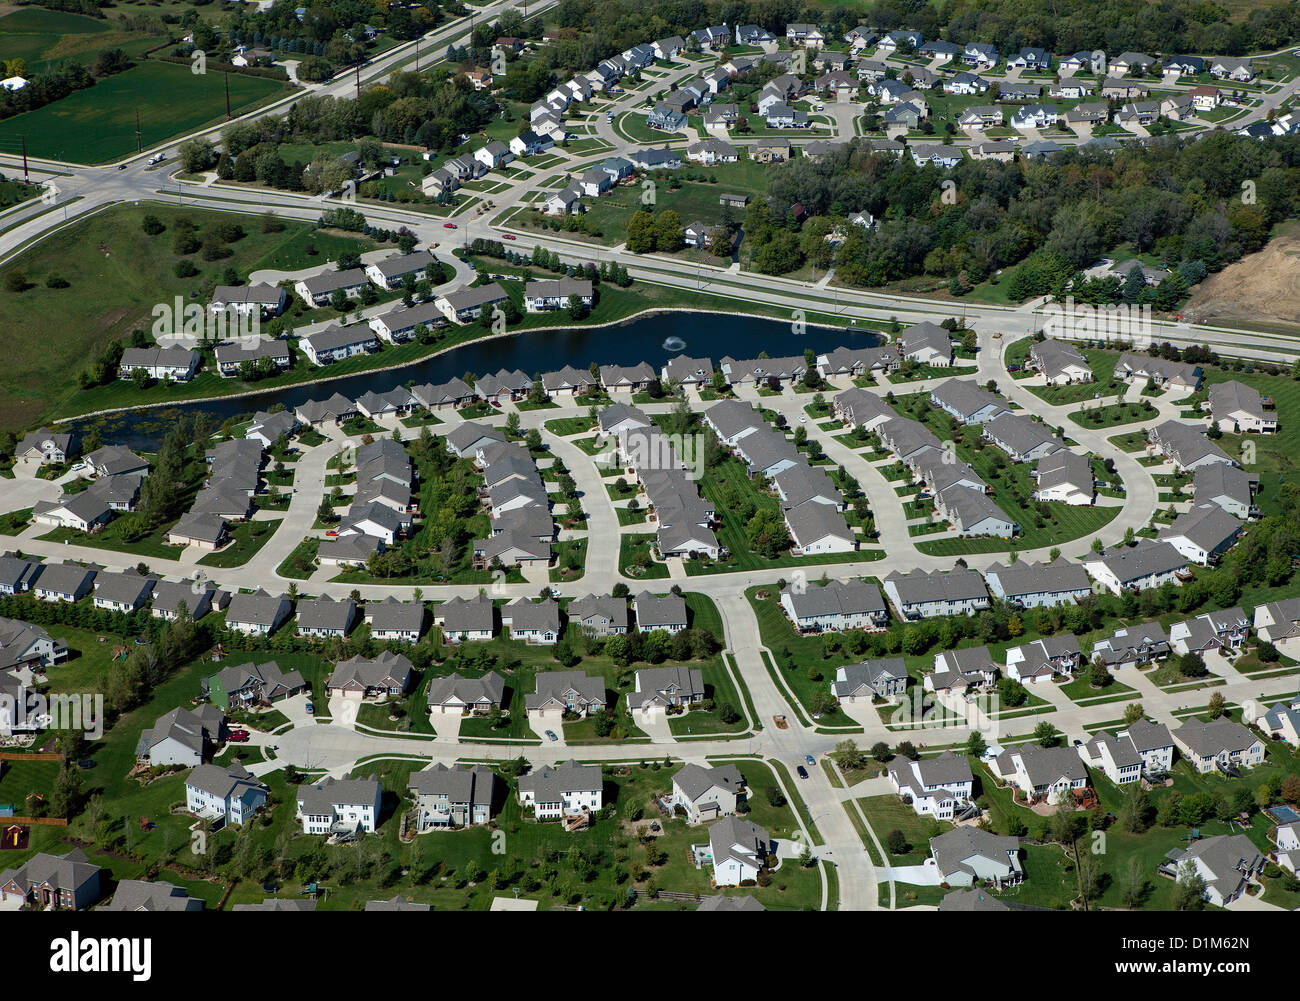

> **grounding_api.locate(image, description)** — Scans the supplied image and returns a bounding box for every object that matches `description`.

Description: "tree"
[884,829,908,855]
[1034,720,1059,747]
[1174,862,1207,910]
[832,739,869,771]
[1206,691,1226,719]
[1119,856,1148,909]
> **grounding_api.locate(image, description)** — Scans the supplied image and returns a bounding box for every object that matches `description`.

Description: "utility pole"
[135,109,143,153]
[415,38,419,72]
[20,135,28,183]
[355,62,361,100]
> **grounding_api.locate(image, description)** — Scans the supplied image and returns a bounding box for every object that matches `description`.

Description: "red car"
[501,233,516,240]
[226,731,250,743]
[443,222,457,229]
[325,529,338,537]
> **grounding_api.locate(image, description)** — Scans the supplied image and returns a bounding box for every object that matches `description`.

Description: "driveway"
[632,708,676,744]
[327,692,363,730]
[528,709,566,747]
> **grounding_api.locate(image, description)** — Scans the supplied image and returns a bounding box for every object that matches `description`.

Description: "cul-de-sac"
[0,0,1299,916]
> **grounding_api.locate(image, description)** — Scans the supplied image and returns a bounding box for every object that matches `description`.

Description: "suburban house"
[224,589,292,636]
[830,658,908,703]
[32,562,96,603]
[1117,354,1202,393]
[672,763,746,824]
[296,775,383,835]
[300,324,378,366]
[566,593,629,637]
[0,849,102,910]
[1028,339,1092,384]
[707,817,771,886]
[1255,702,1300,748]
[295,595,359,638]
[425,671,505,714]
[888,751,974,819]
[501,598,561,645]
[1253,597,1300,645]
[185,762,268,826]
[364,251,437,290]
[1083,541,1189,595]
[523,278,595,313]
[897,321,953,367]
[780,578,888,632]
[1157,504,1243,566]
[15,427,77,465]
[1079,719,1176,782]
[204,660,306,710]
[1172,718,1266,774]
[992,742,1089,804]
[106,880,203,912]
[364,596,425,643]
[633,591,688,633]
[1004,635,1082,685]
[627,665,706,714]
[1090,623,1172,671]
[92,570,154,613]
[1207,380,1276,434]
[135,704,223,767]
[433,594,497,642]
[435,283,509,325]
[326,651,413,698]
[1033,450,1096,505]
[409,763,498,830]
[1165,835,1264,906]
[883,568,990,619]
[517,760,603,821]
[525,670,606,718]
[118,345,201,382]
[1193,463,1257,520]
[295,267,370,307]
[928,828,1023,888]
[985,558,1092,608]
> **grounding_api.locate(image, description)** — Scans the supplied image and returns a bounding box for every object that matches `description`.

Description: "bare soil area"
[1182,224,1300,329]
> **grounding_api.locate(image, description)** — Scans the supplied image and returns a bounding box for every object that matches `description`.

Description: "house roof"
[634,590,688,628]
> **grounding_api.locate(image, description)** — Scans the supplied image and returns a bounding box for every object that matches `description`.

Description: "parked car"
[804,754,816,766]
[796,765,809,779]
[545,729,558,742]
[443,222,457,229]
[227,731,250,743]
[501,233,516,240]
[305,701,315,714]
[325,529,339,537]
[1007,364,1021,372]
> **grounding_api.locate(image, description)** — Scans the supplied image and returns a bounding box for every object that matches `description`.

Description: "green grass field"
[0,203,374,430]
[0,60,288,163]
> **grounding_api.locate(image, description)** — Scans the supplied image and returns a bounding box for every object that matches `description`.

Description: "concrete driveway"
[528,709,565,747]
[632,708,676,744]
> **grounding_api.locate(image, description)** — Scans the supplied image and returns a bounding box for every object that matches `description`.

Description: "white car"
[798,415,807,424]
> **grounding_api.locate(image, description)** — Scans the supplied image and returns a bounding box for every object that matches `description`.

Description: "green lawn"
[0,60,288,163]
[198,518,282,568]
[858,794,951,866]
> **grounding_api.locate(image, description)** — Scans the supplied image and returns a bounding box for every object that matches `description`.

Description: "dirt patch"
[1182,225,1300,328]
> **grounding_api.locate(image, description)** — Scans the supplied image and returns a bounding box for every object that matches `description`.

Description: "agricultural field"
[0,8,165,75]
[0,60,289,163]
